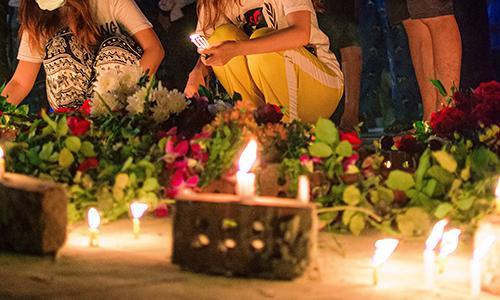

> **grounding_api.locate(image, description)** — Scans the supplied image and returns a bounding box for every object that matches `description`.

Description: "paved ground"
[0,217,498,300]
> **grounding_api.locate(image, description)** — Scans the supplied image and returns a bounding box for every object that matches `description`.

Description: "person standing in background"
[387,0,462,120]
[317,0,362,130]
[0,1,9,83]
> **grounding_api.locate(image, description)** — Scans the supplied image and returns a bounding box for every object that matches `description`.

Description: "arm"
[133,28,165,76]
[1,61,41,105]
[184,57,210,97]
[201,11,312,67]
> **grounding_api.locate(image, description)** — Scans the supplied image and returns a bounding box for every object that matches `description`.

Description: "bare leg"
[339,46,362,130]
[423,15,462,110]
[403,19,437,121]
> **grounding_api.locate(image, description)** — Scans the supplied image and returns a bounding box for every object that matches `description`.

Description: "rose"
[67,116,91,136]
[55,107,75,114]
[429,107,465,138]
[340,131,362,151]
[474,81,500,101]
[253,104,284,125]
[35,0,66,11]
[80,99,92,116]
[78,158,99,173]
[394,135,423,153]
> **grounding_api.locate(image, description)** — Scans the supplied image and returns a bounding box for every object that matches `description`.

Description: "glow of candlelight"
[87,208,100,247]
[236,140,257,200]
[437,228,461,274]
[297,175,310,203]
[130,202,148,239]
[384,160,392,169]
[495,178,500,214]
[372,238,399,286]
[471,235,496,297]
[423,219,448,289]
[0,146,5,179]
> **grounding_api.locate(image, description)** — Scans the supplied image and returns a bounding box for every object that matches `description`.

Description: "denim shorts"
[386,0,454,24]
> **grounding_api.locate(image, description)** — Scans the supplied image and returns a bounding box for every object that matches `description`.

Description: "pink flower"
[340,131,362,151]
[166,169,199,197]
[154,203,169,218]
[342,153,359,171]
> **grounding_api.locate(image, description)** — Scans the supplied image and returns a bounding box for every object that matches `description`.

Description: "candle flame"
[0,147,4,158]
[238,139,258,173]
[425,219,449,251]
[130,201,149,219]
[495,178,500,198]
[439,229,461,258]
[384,161,392,169]
[372,239,399,267]
[87,208,100,230]
[473,235,496,261]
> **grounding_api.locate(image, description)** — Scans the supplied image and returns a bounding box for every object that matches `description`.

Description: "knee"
[209,24,248,44]
[249,27,275,39]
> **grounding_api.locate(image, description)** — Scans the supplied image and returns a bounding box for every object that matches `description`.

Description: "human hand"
[200,41,239,67]
[184,71,206,98]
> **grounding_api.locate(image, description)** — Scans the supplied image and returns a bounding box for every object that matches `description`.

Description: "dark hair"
[19,0,100,52]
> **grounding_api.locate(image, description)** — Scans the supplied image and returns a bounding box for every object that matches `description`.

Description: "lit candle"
[471,235,496,297]
[236,139,258,201]
[372,238,399,286]
[437,229,461,274]
[87,208,100,247]
[130,201,148,239]
[423,219,448,289]
[297,175,310,203]
[0,147,5,179]
[495,178,500,214]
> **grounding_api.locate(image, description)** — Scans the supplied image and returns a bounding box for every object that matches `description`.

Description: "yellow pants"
[209,24,344,123]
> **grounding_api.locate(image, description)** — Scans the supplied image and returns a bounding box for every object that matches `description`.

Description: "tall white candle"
[495,178,500,214]
[423,219,448,289]
[372,238,399,286]
[438,229,461,274]
[236,140,258,201]
[297,175,310,203]
[0,147,5,179]
[87,208,101,247]
[471,235,496,297]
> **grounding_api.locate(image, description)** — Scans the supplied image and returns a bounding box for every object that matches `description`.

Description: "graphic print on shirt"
[235,2,277,36]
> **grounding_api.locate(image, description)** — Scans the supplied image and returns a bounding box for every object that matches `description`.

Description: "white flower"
[91,92,117,115]
[36,0,66,11]
[119,64,144,92]
[150,85,187,123]
[126,87,149,115]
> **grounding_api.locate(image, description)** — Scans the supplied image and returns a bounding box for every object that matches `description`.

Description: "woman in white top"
[185,0,344,122]
[2,0,164,110]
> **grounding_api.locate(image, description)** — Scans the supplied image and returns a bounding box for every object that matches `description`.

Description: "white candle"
[423,219,448,289]
[438,229,461,274]
[471,235,496,297]
[297,175,310,203]
[495,178,500,214]
[236,140,258,201]
[130,201,148,239]
[87,208,101,247]
[0,147,5,179]
[372,238,399,286]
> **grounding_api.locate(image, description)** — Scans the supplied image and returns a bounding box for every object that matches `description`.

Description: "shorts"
[318,14,360,52]
[386,0,455,25]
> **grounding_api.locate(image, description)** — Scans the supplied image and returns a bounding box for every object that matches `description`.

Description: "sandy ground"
[0,217,498,300]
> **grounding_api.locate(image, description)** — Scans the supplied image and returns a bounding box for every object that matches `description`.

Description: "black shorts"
[386,0,454,25]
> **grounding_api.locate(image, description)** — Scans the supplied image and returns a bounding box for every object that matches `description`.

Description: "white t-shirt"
[17,0,152,63]
[196,0,342,78]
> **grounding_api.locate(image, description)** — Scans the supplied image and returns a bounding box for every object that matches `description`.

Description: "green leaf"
[308,142,333,158]
[27,148,41,165]
[41,109,57,131]
[415,149,431,188]
[65,136,81,153]
[57,116,69,137]
[432,151,457,173]
[343,185,361,206]
[336,141,353,157]
[431,80,448,97]
[58,148,75,168]
[378,187,395,204]
[427,165,454,186]
[142,178,160,192]
[434,203,453,219]
[349,214,365,236]
[386,170,415,191]
[315,118,338,145]
[342,210,355,226]
[81,141,96,157]
[455,196,474,211]
[396,207,431,237]
[39,142,54,161]
[319,212,338,224]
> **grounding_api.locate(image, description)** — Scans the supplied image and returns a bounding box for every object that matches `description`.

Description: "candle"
[437,228,461,274]
[297,175,310,203]
[423,219,448,289]
[87,208,100,247]
[236,139,258,201]
[372,238,399,286]
[495,178,500,214]
[471,235,496,297]
[130,201,149,239]
[0,146,5,179]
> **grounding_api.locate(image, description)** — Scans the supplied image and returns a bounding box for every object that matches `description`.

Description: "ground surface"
[0,217,498,300]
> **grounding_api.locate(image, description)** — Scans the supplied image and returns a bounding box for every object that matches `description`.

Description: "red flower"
[0,111,3,116]
[78,158,99,172]
[340,131,362,151]
[394,135,423,153]
[80,99,92,116]
[154,203,169,218]
[342,153,359,172]
[67,116,91,136]
[254,104,284,125]
[166,169,199,197]
[474,81,500,101]
[429,107,465,138]
[55,107,75,114]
